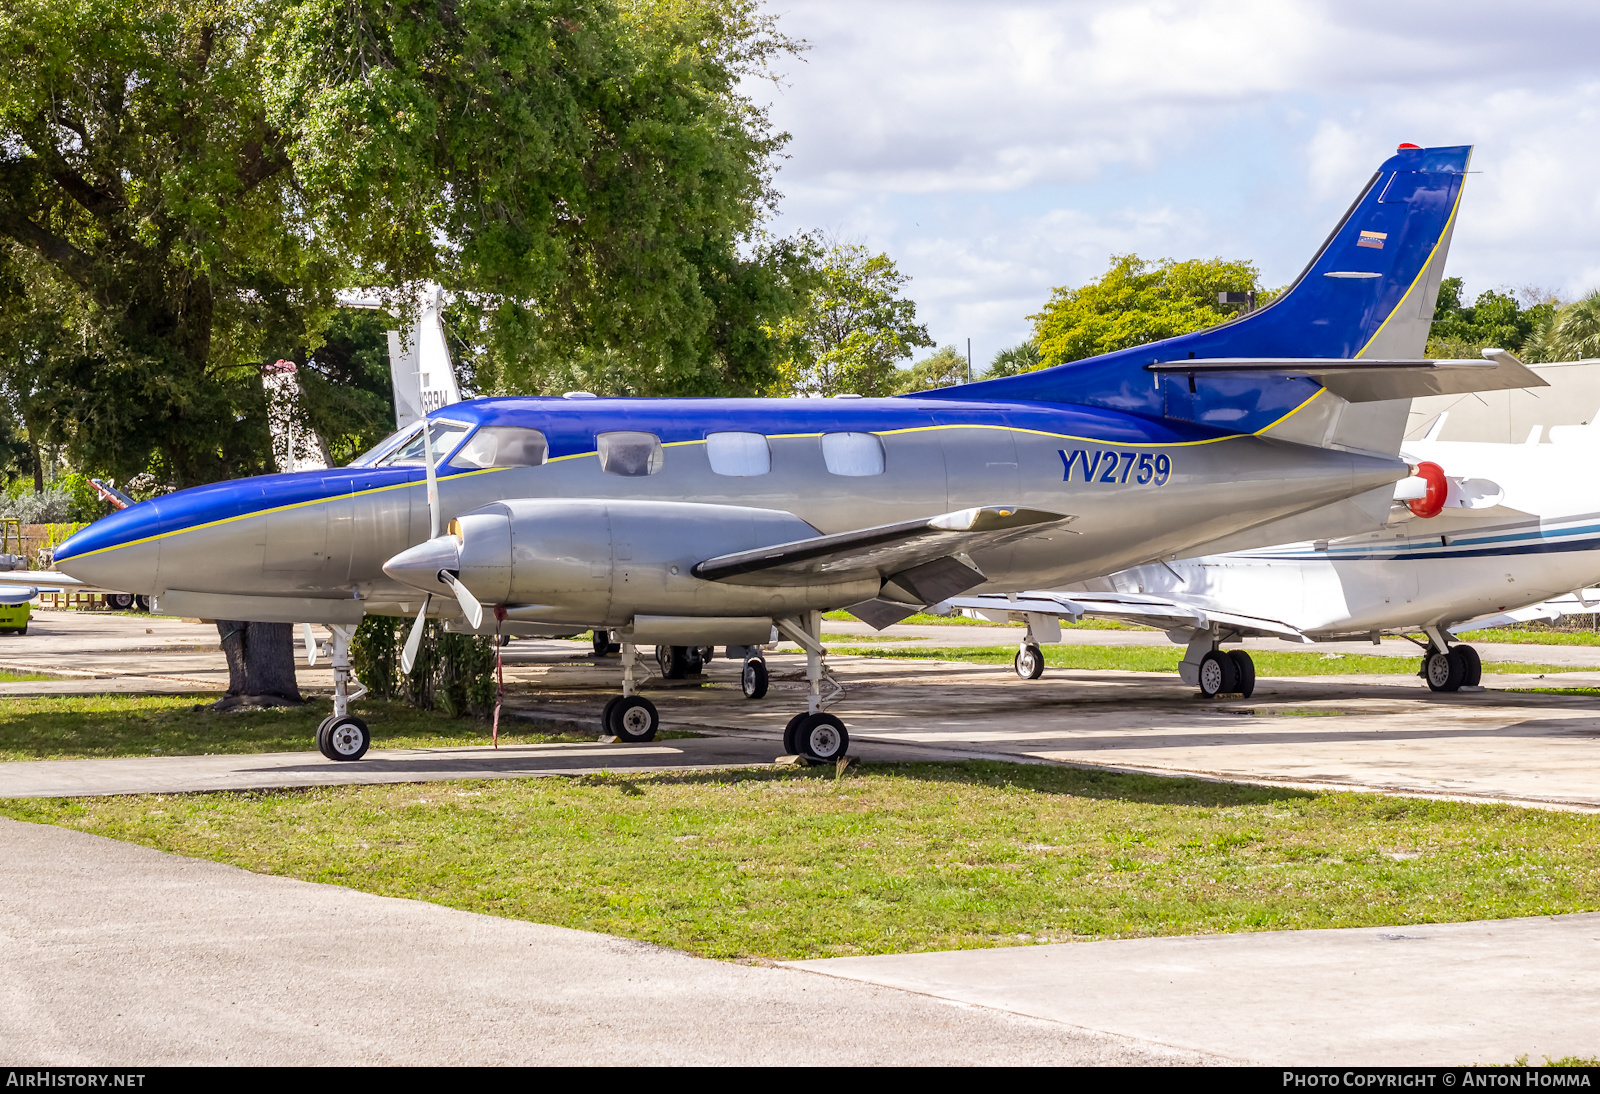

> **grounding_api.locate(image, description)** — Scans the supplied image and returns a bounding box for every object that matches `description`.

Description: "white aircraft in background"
[267,285,464,473]
[953,409,1600,698]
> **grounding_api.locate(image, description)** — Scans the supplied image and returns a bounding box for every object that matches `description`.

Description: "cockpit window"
[348,423,419,468]
[372,419,473,467]
[597,431,664,476]
[450,427,549,469]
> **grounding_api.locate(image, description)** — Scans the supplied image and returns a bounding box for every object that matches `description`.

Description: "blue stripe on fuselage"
[54,396,1237,561]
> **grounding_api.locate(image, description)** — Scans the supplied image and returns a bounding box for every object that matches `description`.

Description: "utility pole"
[966,338,973,383]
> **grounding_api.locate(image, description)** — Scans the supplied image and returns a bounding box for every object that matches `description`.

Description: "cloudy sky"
[748,0,1600,368]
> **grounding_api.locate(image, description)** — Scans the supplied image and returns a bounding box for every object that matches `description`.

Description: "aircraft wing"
[949,590,1309,642]
[0,571,91,593]
[1148,349,1547,402]
[694,506,1069,590]
[1449,588,1600,634]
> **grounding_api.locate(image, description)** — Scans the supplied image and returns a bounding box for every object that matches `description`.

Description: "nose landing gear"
[602,637,660,741]
[775,613,849,762]
[315,623,371,762]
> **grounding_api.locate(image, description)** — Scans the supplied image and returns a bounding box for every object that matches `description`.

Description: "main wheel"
[1228,650,1256,699]
[657,644,690,679]
[1455,643,1482,687]
[105,592,134,610]
[600,695,623,734]
[134,595,150,612]
[592,630,611,657]
[783,711,809,755]
[1014,643,1044,680]
[319,716,370,762]
[607,695,659,742]
[794,713,849,762]
[497,633,511,647]
[1198,649,1239,698]
[741,658,769,700]
[1425,649,1465,692]
[686,646,705,677]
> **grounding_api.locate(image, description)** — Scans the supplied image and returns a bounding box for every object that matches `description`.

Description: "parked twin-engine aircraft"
[956,411,1600,697]
[36,143,1540,763]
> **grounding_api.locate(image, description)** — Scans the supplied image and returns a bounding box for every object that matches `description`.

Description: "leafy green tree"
[892,345,969,394]
[1545,292,1600,361]
[768,243,933,396]
[1030,255,1264,366]
[1426,278,1558,360]
[984,340,1042,378]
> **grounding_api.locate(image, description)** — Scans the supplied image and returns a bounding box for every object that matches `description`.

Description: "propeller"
[302,623,318,666]
[396,410,486,674]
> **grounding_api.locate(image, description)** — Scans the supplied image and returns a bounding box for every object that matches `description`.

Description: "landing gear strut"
[775,612,849,762]
[602,637,659,741]
[316,623,371,762]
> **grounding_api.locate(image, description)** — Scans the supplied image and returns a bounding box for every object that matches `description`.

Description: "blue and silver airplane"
[36,143,1541,762]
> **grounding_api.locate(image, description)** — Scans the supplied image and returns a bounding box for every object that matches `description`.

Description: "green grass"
[1454,627,1600,647]
[0,694,622,762]
[0,669,56,683]
[6,762,1598,961]
[829,645,1582,676]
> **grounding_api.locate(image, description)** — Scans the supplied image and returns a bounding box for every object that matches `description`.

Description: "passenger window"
[597,431,664,476]
[821,431,885,476]
[451,427,549,469]
[705,431,771,476]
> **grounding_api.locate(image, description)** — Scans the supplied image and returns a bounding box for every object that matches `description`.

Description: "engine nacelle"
[383,499,881,626]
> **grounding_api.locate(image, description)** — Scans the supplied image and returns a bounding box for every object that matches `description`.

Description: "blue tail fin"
[927,144,1471,433]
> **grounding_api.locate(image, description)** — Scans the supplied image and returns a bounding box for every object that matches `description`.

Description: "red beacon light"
[1407,461,1448,518]
[1397,142,1422,150]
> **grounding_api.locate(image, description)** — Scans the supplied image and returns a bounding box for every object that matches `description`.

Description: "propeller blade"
[439,570,483,629]
[302,622,317,666]
[401,595,430,675]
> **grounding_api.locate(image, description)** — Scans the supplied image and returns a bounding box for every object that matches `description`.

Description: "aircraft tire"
[795,713,849,763]
[1014,644,1045,680]
[607,696,658,742]
[592,631,610,658]
[657,645,691,679]
[741,658,769,700]
[601,695,623,734]
[105,593,134,611]
[1198,650,1238,698]
[1456,644,1482,688]
[320,716,370,762]
[135,595,150,612]
[1228,650,1256,699]
[1424,650,1465,692]
[783,711,809,755]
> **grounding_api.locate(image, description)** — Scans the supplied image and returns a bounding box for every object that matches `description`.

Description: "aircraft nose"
[383,535,461,597]
[52,500,165,594]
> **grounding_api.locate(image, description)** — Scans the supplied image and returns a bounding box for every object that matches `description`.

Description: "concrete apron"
[786,913,1600,1066]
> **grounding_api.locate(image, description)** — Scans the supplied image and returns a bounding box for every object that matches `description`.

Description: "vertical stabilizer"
[389,285,463,429]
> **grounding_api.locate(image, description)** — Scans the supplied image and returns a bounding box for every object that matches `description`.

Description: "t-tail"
[925,144,1506,446]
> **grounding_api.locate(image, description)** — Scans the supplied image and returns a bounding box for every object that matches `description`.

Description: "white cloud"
[752,0,1600,360]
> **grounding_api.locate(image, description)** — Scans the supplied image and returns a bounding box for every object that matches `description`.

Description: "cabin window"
[451,427,549,469]
[705,431,771,476]
[598,431,664,476]
[821,431,885,476]
[373,419,473,467]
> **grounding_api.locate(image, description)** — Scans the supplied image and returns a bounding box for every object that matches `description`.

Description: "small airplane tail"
[927,144,1474,440]
[336,283,464,430]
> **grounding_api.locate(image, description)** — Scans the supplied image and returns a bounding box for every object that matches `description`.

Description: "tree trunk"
[213,620,303,709]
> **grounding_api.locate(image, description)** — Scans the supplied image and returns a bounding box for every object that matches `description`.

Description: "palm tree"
[985,341,1042,378]
[1551,291,1600,361]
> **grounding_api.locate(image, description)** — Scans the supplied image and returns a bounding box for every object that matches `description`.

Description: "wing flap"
[693,505,1069,587]
[950,590,1308,641]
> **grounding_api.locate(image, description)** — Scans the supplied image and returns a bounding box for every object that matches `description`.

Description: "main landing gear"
[775,612,849,763]
[315,624,371,762]
[1180,628,1255,699]
[1417,629,1481,692]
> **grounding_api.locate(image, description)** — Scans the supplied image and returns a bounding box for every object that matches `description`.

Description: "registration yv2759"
[1058,449,1173,486]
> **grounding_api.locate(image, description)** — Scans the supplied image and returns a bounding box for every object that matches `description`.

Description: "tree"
[0,0,809,705]
[768,243,934,396]
[892,345,969,394]
[1030,254,1264,366]
[1426,278,1558,360]
[984,340,1042,378]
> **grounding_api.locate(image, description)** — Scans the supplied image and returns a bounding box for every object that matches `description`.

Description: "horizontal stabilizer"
[1148,349,1547,403]
[694,506,1069,587]
[0,570,80,592]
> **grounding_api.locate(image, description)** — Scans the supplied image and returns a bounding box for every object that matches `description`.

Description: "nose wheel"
[317,715,370,761]
[741,657,769,699]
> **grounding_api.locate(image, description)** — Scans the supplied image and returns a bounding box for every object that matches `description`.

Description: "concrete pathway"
[0,732,996,799]
[0,817,1200,1066]
[788,913,1600,1065]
